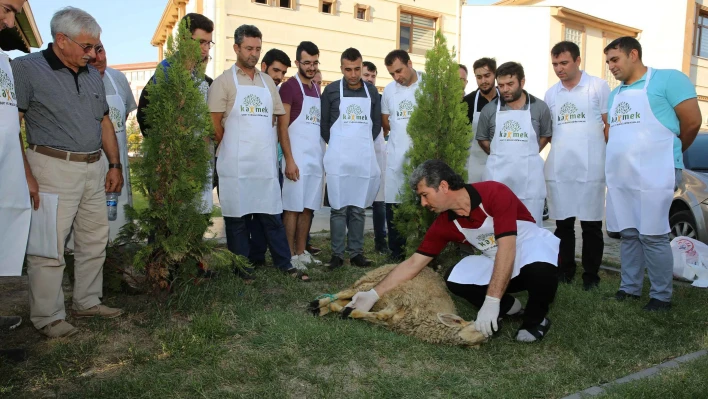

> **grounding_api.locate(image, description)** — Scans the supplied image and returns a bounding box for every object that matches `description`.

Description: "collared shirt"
[11,43,109,152]
[607,68,696,169]
[104,67,137,116]
[475,91,553,143]
[381,70,423,115]
[462,88,498,124]
[544,71,609,126]
[320,79,382,143]
[207,64,285,126]
[416,182,535,258]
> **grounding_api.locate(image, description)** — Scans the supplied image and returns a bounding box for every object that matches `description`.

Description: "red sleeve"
[484,183,520,239]
[416,215,455,257]
[279,79,297,106]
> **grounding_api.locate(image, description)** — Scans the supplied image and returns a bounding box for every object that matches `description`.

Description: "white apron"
[103,72,132,242]
[281,74,325,211]
[605,68,674,235]
[544,81,606,221]
[323,80,380,209]
[0,51,31,276]
[466,90,492,183]
[483,95,546,226]
[374,130,386,202]
[447,205,559,285]
[217,67,281,217]
[384,83,416,203]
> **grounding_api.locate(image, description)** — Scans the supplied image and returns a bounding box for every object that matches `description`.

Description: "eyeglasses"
[199,39,216,49]
[298,61,321,67]
[64,34,101,54]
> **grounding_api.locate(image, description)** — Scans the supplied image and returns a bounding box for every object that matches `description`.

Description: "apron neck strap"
[643,67,653,90]
[496,91,529,112]
[296,73,319,99]
[232,65,263,88]
[105,70,119,93]
[340,79,370,99]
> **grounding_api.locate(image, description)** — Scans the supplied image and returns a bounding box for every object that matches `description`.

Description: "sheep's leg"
[308,289,358,316]
[343,306,398,326]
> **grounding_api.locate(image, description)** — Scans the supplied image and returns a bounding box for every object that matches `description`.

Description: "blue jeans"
[386,203,407,260]
[619,228,673,302]
[224,214,292,272]
[331,206,365,258]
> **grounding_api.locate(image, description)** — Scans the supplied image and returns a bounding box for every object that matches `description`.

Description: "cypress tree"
[394,30,471,253]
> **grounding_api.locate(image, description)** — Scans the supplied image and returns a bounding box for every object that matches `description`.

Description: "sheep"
[309,264,486,347]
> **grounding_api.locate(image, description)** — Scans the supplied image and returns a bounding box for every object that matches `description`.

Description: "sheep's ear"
[437,313,466,327]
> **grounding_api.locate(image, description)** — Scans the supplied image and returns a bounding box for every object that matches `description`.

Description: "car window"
[683,134,708,172]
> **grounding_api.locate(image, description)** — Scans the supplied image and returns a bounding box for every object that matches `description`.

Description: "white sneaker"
[290,255,308,271]
[299,251,322,266]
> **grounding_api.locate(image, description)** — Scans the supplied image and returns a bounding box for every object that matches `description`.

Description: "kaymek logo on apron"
[305,105,320,125]
[342,104,368,123]
[476,232,497,251]
[0,68,16,106]
[109,107,124,129]
[498,120,529,142]
[240,94,270,117]
[396,99,414,119]
[611,101,641,126]
[557,102,586,125]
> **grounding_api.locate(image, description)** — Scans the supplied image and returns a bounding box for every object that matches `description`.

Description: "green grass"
[1,235,707,398]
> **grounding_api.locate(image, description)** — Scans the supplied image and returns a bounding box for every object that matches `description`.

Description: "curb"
[560,349,708,398]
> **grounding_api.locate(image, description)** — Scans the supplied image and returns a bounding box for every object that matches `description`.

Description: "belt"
[30,145,102,163]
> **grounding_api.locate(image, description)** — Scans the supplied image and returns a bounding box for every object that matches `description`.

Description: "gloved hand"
[345,289,379,313]
[474,295,501,338]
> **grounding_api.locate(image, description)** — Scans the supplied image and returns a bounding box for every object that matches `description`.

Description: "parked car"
[606,132,708,242]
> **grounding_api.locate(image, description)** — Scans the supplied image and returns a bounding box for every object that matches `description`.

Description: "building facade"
[151,0,463,89]
[108,61,159,113]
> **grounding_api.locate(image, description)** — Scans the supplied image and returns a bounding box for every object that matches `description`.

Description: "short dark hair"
[234,24,262,45]
[341,47,362,63]
[495,61,525,82]
[459,64,468,74]
[409,160,466,192]
[182,13,213,34]
[296,41,319,61]
[262,49,291,68]
[604,36,642,60]
[551,41,581,61]
[472,57,497,73]
[384,49,410,67]
[363,61,377,73]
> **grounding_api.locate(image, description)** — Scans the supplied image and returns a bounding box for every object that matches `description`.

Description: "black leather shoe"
[613,290,641,301]
[350,254,372,267]
[327,256,344,270]
[643,298,671,312]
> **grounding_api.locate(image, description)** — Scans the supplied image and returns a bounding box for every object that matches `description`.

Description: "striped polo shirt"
[11,43,109,152]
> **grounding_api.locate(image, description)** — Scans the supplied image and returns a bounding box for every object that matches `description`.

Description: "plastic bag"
[670,236,708,288]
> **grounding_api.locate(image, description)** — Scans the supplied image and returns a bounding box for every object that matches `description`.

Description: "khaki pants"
[26,149,109,329]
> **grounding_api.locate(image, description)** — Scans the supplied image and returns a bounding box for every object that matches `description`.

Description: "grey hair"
[234,24,262,45]
[50,7,101,41]
[409,160,466,192]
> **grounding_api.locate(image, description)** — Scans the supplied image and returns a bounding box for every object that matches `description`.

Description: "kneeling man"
[345,160,560,342]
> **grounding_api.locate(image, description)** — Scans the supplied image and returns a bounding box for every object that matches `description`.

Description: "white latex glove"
[345,289,379,313]
[474,295,501,338]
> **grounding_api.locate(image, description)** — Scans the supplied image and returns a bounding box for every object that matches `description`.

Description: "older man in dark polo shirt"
[12,7,123,339]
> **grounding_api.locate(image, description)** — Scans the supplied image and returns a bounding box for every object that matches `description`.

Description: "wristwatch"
[108,163,122,170]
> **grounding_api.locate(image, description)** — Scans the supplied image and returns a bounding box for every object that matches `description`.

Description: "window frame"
[561,22,586,70]
[251,0,270,5]
[319,0,335,15]
[277,0,294,10]
[397,7,440,56]
[694,7,708,58]
[354,3,370,22]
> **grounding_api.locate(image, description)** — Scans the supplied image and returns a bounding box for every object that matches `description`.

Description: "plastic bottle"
[106,192,118,221]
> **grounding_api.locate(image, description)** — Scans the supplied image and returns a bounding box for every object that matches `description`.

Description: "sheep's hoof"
[340,307,353,319]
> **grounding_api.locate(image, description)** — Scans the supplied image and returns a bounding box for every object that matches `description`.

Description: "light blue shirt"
[607,68,697,169]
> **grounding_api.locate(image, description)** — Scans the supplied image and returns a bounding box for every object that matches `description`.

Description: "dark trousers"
[446,262,558,329]
[372,201,387,249]
[224,214,292,272]
[555,217,604,284]
[386,203,407,260]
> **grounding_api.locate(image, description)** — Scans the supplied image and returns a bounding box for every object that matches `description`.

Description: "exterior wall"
[460,6,552,98]
[691,0,708,127]
[109,62,159,116]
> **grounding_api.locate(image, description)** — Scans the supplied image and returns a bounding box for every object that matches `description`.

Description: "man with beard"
[209,25,308,282]
[279,41,325,270]
[382,49,423,261]
[476,62,552,226]
[463,58,498,183]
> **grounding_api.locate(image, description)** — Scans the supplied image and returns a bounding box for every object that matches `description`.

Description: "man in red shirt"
[345,160,560,342]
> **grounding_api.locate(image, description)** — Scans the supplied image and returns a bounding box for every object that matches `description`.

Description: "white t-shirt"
[381,70,424,115]
[544,71,610,124]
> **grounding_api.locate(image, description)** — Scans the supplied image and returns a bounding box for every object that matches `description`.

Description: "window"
[564,27,583,51]
[320,0,333,14]
[278,0,293,9]
[253,0,268,4]
[355,4,369,21]
[137,71,145,81]
[400,12,436,56]
[695,9,708,58]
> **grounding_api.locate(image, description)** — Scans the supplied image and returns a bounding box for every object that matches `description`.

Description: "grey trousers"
[330,206,365,258]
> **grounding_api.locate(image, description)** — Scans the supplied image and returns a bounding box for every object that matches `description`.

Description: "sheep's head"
[436,313,486,347]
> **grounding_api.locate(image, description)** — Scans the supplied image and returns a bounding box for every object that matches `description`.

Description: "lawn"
[1,234,707,398]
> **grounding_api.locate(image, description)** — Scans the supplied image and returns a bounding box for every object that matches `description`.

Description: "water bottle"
[106,192,118,221]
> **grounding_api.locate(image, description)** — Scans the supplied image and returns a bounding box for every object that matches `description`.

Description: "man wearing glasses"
[11,7,124,338]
